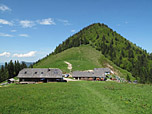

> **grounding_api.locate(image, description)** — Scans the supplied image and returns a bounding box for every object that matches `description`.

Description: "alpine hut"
[17,68,63,83]
[72,68,111,80]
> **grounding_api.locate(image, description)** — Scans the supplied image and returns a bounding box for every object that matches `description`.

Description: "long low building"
[72,68,111,80]
[17,68,63,83]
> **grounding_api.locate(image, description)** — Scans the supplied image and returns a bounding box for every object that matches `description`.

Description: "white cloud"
[0,52,10,57]
[19,18,56,28]
[13,51,36,57]
[57,19,71,26]
[19,34,29,37]
[0,33,14,37]
[0,4,11,11]
[19,20,35,28]
[71,29,75,33]
[38,18,55,25]
[0,19,13,26]
[11,30,17,32]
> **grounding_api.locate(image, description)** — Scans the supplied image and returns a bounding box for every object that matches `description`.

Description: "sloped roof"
[72,71,95,78]
[94,68,111,72]
[94,68,111,77]
[17,68,62,78]
[8,78,15,81]
[72,68,111,78]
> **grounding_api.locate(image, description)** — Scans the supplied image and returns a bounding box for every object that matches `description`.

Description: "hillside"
[34,45,132,79]
[51,23,152,83]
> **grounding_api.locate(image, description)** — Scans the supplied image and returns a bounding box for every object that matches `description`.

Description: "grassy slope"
[34,45,132,79]
[0,81,152,114]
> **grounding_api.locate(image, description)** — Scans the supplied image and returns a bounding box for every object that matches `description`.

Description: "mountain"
[0,63,4,65]
[0,63,4,68]
[0,62,33,68]
[21,61,33,67]
[34,45,133,80]
[34,23,152,83]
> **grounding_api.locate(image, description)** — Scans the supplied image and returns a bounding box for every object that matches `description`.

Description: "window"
[24,71,27,74]
[41,72,43,74]
[35,72,37,74]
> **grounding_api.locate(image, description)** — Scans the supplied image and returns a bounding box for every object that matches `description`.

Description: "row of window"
[24,71,58,74]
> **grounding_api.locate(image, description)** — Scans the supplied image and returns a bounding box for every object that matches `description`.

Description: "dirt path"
[64,61,72,71]
[64,78,79,82]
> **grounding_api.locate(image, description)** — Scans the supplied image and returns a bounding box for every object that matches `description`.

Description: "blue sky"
[0,0,152,63]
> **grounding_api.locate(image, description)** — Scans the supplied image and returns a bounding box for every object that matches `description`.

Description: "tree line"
[0,60,27,83]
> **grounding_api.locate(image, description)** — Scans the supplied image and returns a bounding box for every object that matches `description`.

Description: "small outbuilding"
[72,68,111,81]
[17,68,63,83]
[8,78,15,83]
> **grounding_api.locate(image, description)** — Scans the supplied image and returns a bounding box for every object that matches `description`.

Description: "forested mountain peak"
[52,23,152,83]
[54,23,139,53]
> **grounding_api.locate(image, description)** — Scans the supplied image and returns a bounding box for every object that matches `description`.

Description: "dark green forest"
[53,23,152,83]
[0,60,27,82]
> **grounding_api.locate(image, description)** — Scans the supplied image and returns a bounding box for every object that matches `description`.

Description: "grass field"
[34,45,133,80]
[0,81,152,114]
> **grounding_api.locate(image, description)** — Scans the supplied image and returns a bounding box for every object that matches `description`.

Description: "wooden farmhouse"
[72,68,111,80]
[17,68,63,83]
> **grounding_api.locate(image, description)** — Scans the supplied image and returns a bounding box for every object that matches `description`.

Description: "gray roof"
[94,68,111,77]
[72,68,111,78]
[94,68,111,72]
[17,68,62,78]
[72,71,95,78]
[8,78,15,81]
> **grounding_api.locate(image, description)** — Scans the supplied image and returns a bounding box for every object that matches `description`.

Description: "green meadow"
[0,81,152,114]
